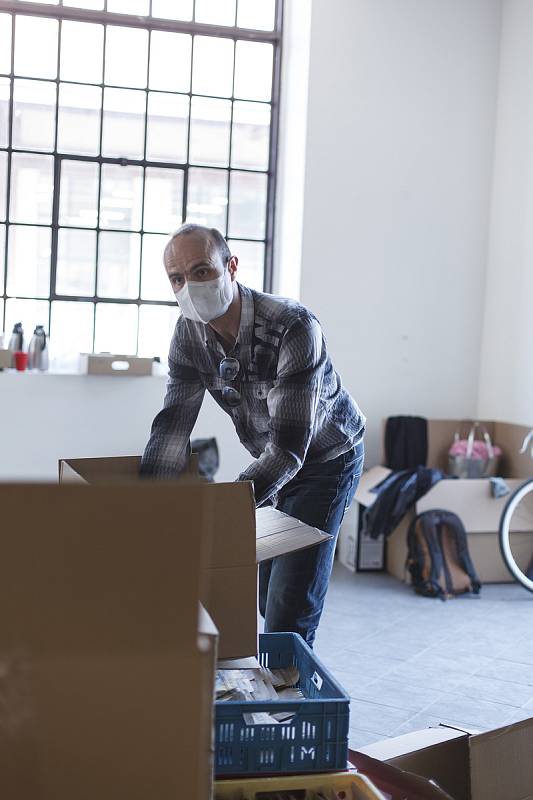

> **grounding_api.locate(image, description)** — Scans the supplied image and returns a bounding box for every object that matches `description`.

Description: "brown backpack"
[406,509,481,599]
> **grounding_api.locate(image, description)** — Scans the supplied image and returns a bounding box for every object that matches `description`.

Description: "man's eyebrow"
[167,261,208,279]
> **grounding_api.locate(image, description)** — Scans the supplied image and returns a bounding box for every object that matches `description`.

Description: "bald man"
[141,223,365,646]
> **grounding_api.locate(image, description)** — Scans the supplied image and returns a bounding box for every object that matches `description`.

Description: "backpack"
[406,509,481,600]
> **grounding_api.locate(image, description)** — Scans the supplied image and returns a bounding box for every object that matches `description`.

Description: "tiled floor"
[314,563,533,750]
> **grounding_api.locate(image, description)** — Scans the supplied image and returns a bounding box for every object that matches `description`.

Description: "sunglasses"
[219,357,241,407]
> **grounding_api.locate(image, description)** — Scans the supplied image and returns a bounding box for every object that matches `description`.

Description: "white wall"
[299,0,502,464]
[478,0,533,427]
[0,372,249,482]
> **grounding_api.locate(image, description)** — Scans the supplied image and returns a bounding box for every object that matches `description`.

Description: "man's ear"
[228,255,238,278]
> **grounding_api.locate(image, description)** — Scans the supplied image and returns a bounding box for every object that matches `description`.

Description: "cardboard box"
[0,348,11,369]
[58,455,331,659]
[0,481,218,800]
[358,717,533,800]
[81,353,154,376]
[349,420,533,583]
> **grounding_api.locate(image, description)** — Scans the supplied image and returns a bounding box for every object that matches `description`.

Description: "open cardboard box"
[0,481,218,800]
[342,420,533,582]
[59,455,331,659]
[357,716,533,800]
[80,353,154,376]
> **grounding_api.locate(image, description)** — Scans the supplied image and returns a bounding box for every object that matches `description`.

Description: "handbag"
[448,422,502,478]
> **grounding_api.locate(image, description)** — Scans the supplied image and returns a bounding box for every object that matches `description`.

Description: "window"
[0,1,281,360]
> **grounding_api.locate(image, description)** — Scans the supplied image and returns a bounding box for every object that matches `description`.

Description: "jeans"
[259,440,365,647]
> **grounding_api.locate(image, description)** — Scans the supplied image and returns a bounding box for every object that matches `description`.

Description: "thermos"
[8,322,24,367]
[28,325,49,371]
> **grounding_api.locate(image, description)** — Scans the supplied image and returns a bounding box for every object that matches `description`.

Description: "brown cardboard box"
[351,420,533,583]
[358,718,533,800]
[58,455,331,659]
[0,348,11,369]
[81,353,154,376]
[0,481,217,800]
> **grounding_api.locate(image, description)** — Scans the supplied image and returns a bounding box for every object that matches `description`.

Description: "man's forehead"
[165,232,214,269]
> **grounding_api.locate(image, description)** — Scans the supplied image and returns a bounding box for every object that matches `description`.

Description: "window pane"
[146,92,189,163]
[100,164,143,231]
[195,0,236,26]
[0,223,5,292]
[59,160,98,229]
[0,152,6,220]
[237,0,275,30]
[140,233,174,301]
[102,88,145,160]
[56,228,96,296]
[228,238,264,290]
[187,168,228,231]
[60,21,104,84]
[107,0,149,13]
[151,0,193,20]
[12,79,56,152]
[144,168,183,234]
[0,299,3,337]
[58,83,102,156]
[9,153,54,224]
[228,171,267,239]
[14,16,58,79]
[105,26,148,89]
[51,300,94,357]
[7,225,51,298]
[231,101,270,170]
[0,14,11,75]
[0,77,11,148]
[64,0,104,9]
[97,231,140,299]
[5,298,50,345]
[234,41,273,102]
[149,31,191,93]
[192,37,234,98]
[190,97,231,167]
[94,302,138,355]
[138,303,179,359]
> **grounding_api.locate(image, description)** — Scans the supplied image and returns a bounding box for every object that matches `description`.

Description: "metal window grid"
[0,0,283,353]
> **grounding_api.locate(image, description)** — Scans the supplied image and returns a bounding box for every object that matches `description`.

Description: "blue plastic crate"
[215,632,350,777]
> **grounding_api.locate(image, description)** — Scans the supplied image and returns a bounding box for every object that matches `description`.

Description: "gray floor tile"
[349,677,445,712]
[349,698,415,736]
[348,728,387,750]
[318,563,533,742]
[452,674,533,708]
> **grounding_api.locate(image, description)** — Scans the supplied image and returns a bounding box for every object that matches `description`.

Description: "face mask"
[175,267,233,323]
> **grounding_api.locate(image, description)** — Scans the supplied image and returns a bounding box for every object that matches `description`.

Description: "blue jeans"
[259,440,365,647]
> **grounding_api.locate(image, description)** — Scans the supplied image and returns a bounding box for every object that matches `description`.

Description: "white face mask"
[175,267,234,323]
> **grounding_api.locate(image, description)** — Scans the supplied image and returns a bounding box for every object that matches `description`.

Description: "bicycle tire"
[499,478,533,592]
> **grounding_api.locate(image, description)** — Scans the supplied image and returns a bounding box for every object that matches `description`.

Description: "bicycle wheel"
[499,479,533,592]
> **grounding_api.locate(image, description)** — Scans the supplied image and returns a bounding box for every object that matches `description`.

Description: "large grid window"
[0,1,281,360]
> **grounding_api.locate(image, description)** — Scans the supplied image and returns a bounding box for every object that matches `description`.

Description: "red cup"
[14,351,28,371]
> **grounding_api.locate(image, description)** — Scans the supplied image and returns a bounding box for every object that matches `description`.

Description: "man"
[141,223,365,646]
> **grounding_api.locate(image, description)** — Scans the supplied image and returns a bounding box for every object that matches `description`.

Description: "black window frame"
[0,0,283,353]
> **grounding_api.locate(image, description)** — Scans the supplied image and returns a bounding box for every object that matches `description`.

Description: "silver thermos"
[8,322,24,367]
[28,325,49,371]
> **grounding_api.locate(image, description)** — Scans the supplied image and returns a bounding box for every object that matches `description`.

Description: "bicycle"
[499,429,533,592]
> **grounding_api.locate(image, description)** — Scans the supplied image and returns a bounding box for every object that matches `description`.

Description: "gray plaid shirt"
[141,284,365,506]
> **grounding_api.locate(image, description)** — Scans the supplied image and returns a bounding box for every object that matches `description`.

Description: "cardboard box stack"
[339,419,533,582]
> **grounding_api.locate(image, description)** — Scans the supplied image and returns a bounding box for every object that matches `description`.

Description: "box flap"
[255,507,332,562]
[59,455,142,483]
[416,479,530,533]
[354,466,392,508]
[468,717,533,800]
[358,725,468,761]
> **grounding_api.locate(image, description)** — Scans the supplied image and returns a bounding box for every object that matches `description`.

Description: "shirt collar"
[203,282,254,350]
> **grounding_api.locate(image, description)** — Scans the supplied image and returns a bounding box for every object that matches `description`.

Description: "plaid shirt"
[141,284,365,506]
